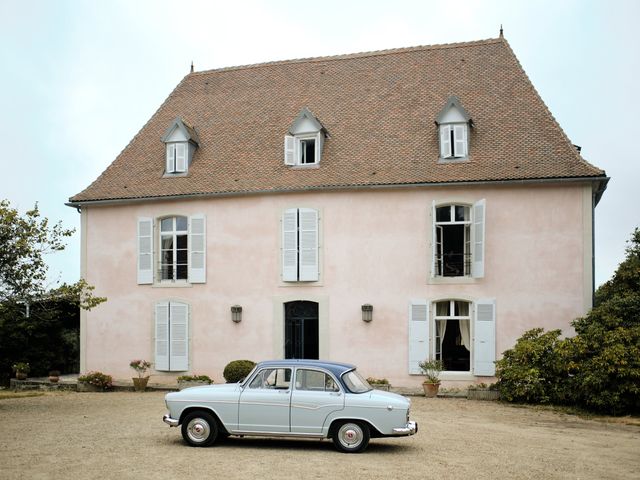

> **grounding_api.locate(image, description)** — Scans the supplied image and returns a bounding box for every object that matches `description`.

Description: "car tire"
[332,421,370,453]
[181,411,219,447]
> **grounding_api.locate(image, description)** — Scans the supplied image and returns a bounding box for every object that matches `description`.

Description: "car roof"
[256,359,356,378]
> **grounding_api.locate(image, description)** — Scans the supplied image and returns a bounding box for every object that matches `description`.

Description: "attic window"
[284,108,326,167]
[436,96,472,162]
[161,118,199,175]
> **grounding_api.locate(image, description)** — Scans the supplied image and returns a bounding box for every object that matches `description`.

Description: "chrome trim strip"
[228,430,325,439]
[163,414,179,427]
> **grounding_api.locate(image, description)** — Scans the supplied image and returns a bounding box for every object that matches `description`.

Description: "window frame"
[433,204,472,278]
[439,123,468,161]
[432,299,472,373]
[165,142,188,174]
[294,368,341,393]
[159,216,189,283]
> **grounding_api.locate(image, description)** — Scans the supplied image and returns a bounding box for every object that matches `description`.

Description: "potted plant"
[12,362,30,380]
[418,359,443,397]
[366,377,391,391]
[48,370,61,383]
[129,359,152,391]
[177,374,213,390]
[77,371,113,392]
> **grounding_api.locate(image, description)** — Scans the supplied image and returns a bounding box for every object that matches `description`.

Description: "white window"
[282,208,319,282]
[439,123,468,159]
[434,300,471,372]
[166,143,187,173]
[137,215,206,285]
[160,216,188,281]
[432,200,485,278]
[408,298,496,376]
[284,132,323,166]
[155,301,189,371]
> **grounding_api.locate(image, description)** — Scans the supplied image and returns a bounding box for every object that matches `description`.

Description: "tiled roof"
[70,38,605,203]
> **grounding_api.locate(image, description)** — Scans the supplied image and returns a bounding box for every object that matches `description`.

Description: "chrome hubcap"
[338,423,362,448]
[187,418,210,443]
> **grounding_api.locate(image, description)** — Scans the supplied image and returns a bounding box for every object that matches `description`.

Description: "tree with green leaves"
[0,199,105,384]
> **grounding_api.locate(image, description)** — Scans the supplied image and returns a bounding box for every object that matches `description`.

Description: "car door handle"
[278,390,290,394]
[329,392,342,396]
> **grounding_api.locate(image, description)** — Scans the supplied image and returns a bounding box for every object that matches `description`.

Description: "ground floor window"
[434,300,471,372]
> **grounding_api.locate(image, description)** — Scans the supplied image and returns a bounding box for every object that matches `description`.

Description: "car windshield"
[342,369,372,393]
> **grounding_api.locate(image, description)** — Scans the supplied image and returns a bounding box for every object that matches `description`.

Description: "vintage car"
[163,359,417,453]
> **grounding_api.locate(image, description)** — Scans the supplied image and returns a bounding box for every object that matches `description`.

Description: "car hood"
[166,382,241,400]
[364,389,411,408]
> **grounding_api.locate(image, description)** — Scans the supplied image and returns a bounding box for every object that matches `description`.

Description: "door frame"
[272,295,329,359]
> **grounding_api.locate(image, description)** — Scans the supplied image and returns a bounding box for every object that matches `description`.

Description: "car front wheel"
[332,421,370,453]
[181,411,219,447]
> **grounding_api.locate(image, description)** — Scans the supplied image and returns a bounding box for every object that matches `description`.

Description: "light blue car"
[163,359,417,453]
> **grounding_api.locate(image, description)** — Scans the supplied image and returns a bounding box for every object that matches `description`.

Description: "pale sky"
[1,0,638,289]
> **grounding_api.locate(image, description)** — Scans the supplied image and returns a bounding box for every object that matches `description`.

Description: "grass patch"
[0,391,46,400]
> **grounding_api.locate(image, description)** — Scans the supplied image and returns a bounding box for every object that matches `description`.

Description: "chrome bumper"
[163,414,179,427]
[392,421,418,436]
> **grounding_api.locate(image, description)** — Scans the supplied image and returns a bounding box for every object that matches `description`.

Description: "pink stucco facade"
[80,181,593,387]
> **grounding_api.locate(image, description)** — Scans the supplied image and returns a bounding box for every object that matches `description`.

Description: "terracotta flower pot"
[49,376,60,383]
[423,382,440,398]
[133,377,149,392]
[15,372,27,380]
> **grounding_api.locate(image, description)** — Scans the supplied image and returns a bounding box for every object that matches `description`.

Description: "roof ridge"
[189,37,503,76]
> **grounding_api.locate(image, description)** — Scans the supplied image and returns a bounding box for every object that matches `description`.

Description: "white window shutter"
[284,135,296,165]
[155,302,169,371]
[471,199,486,278]
[137,217,153,284]
[315,131,323,164]
[175,143,187,172]
[408,300,430,374]
[166,144,175,173]
[188,214,206,283]
[282,208,298,281]
[440,125,452,158]
[169,302,189,371]
[298,208,319,281]
[473,299,496,376]
[453,124,467,157]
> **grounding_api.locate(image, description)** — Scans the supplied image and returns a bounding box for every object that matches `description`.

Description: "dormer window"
[284,108,326,166]
[161,118,199,175]
[436,96,473,161]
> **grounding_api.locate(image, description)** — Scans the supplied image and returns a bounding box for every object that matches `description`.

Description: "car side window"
[248,368,291,390]
[295,369,340,392]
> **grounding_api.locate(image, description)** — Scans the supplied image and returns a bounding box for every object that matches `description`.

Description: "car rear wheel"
[181,411,219,447]
[332,421,370,453]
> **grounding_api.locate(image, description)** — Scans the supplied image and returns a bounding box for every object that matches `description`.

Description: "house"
[67,36,607,388]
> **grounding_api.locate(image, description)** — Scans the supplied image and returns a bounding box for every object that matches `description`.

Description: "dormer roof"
[436,96,473,125]
[287,107,327,136]
[161,117,200,145]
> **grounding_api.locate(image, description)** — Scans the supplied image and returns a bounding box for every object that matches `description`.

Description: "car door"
[238,367,292,433]
[290,368,344,434]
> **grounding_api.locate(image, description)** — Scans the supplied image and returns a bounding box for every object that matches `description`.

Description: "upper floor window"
[432,200,485,278]
[284,108,326,166]
[137,214,206,285]
[161,118,200,175]
[160,216,188,281]
[435,96,473,161]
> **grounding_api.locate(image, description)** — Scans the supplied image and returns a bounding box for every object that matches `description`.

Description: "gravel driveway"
[1,391,638,479]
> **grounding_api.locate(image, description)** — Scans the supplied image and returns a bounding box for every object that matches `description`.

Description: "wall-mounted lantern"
[231,305,242,323]
[361,304,373,322]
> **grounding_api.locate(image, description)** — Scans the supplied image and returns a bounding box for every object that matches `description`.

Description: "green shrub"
[177,374,213,383]
[78,371,113,390]
[495,328,567,404]
[223,360,256,383]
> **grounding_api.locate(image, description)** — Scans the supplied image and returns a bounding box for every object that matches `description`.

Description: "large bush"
[223,360,256,383]
[496,228,640,415]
